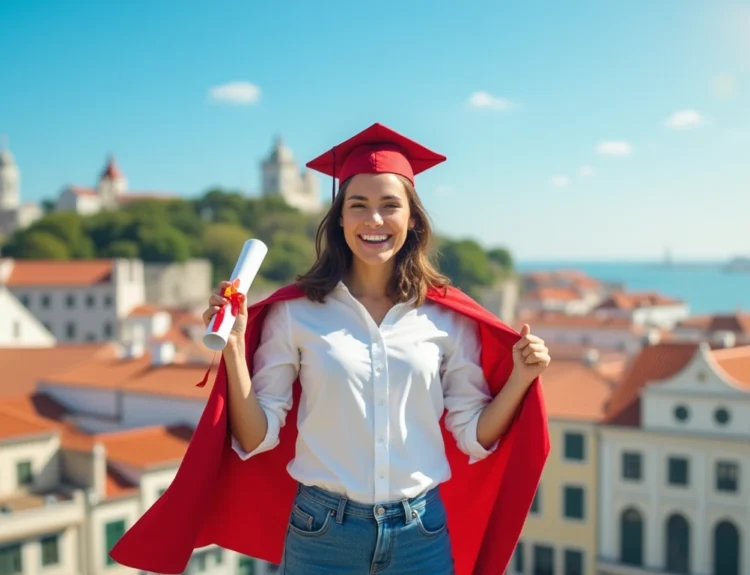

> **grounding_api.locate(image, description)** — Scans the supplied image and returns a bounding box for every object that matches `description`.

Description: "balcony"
[0,488,85,542]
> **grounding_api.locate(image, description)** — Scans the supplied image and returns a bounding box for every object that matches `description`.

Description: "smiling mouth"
[358,234,392,245]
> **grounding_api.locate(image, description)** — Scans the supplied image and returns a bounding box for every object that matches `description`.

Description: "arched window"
[665,514,690,574]
[713,521,739,575]
[620,507,644,566]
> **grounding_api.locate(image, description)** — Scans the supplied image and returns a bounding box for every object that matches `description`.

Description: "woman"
[109,123,550,575]
[203,123,551,574]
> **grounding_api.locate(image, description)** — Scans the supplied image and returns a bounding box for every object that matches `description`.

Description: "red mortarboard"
[306,123,446,201]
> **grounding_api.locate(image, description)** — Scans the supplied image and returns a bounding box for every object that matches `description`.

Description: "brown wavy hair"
[295,175,450,306]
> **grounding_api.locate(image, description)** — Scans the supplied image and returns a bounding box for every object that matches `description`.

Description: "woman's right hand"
[202,281,248,348]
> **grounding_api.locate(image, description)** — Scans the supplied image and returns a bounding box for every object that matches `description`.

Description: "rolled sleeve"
[441,312,497,464]
[231,300,299,461]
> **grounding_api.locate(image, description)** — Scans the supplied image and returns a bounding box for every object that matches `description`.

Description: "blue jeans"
[280,483,456,574]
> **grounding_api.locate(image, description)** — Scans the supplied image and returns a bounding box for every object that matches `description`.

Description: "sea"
[515,261,750,316]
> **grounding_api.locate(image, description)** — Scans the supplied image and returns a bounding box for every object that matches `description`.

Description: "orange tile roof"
[99,425,193,470]
[128,304,166,317]
[596,291,683,311]
[521,287,582,302]
[541,359,614,421]
[517,310,638,330]
[0,343,116,397]
[0,404,58,441]
[604,342,699,426]
[678,313,750,335]
[5,260,114,287]
[106,465,139,498]
[711,346,750,389]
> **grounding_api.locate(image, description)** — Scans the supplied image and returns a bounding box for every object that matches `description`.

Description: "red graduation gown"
[109,284,549,575]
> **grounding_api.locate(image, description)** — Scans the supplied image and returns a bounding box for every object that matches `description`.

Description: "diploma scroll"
[203,239,268,351]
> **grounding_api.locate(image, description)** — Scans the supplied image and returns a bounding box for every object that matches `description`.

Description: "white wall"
[0,435,60,496]
[0,286,55,347]
[38,385,119,422]
[89,497,141,575]
[121,394,205,429]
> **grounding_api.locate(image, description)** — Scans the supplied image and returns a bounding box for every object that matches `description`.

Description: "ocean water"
[515,261,750,316]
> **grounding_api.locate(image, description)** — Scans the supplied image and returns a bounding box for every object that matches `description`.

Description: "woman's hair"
[295,174,450,306]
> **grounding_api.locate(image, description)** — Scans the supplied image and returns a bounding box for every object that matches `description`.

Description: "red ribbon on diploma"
[196,278,242,388]
[211,278,242,333]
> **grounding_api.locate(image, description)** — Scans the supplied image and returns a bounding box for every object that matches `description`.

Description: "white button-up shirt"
[232,282,495,504]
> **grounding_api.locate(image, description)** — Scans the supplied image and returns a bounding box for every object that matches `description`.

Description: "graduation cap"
[306,123,446,202]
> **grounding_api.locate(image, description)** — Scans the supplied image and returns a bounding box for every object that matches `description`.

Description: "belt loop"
[336,496,347,524]
[402,499,413,525]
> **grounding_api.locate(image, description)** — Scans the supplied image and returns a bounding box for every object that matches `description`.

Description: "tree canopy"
[1,190,514,296]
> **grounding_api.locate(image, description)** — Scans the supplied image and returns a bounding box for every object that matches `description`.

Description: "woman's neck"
[345,261,394,300]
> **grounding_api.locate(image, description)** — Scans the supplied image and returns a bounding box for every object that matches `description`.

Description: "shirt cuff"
[464,411,499,464]
[230,409,282,461]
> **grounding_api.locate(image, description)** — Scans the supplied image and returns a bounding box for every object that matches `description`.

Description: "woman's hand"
[201,280,248,349]
[509,324,551,387]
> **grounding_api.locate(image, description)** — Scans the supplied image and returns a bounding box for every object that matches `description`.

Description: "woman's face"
[340,173,415,270]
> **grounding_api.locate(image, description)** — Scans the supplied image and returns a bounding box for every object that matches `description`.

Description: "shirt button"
[376,506,385,515]
[378,399,385,406]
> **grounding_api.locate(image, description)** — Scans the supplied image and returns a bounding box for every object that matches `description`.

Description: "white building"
[517,286,593,316]
[56,156,178,216]
[0,258,145,343]
[673,312,750,347]
[260,136,321,213]
[0,285,55,347]
[594,291,690,330]
[0,142,42,239]
[598,341,750,575]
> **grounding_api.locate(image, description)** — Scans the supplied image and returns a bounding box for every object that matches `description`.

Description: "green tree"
[27,212,94,258]
[438,239,494,295]
[487,247,513,270]
[137,225,190,262]
[5,230,70,259]
[86,211,135,257]
[202,223,253,283]
[263,233,316,283]
[103,240,140,258]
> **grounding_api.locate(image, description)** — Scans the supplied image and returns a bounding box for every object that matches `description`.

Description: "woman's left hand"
[510,324,551,386]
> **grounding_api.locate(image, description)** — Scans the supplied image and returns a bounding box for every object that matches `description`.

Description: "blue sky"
[1,0,748,261]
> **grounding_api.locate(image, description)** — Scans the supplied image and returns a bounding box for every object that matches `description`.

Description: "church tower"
[98,155,128,209]
[260,135,321,213]
[0,139,20,212]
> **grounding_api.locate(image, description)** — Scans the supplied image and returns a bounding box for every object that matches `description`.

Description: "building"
[0,285,55,347]
[0,259,145,343]
[260,136,321,213]
[56,156,179,216]
[512,355,619,575]
[517,287,593,316]
[0,142,42,239]
[142,259,213,310]
[593,292,689,330]
[598,341,750,575]
[673,312,750,347]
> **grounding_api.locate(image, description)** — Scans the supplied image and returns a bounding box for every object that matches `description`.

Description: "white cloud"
[712,74,737,100]
[579,165,595,177]
[208,81,261,105]
[467,91,511,110]
[664,109,704,129]
[549,175,571,188]
[596,141,632,156]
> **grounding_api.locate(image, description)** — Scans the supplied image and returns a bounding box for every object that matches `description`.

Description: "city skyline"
[0,0,748,261]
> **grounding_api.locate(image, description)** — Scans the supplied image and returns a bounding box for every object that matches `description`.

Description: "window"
[665,514,690,574]
[715,408,730,425]
[673,405,689,422]
[86,294,96,308]
[103,322,113,338]
[65,294,75,308]
[530,485,541,514]
[40,535,60,566]
[716,461,739,493]
[238,557,256,575]
[563,486,585,520]
[19,294,29,307]
[622,452,642,480]
[620,508,644,566]
[668,457,689,486]
[191,552,207,572]
[564,432,585,461]
[514,541,524,573]
[533,545,554,575]
[65,322,76,340]
[41,294,51,308]
[714,521,740,575]
[564,549,583,575]
[105,520,126,565]
[16,461,32,486]
[0,543,22,574]
[103,294,113,307]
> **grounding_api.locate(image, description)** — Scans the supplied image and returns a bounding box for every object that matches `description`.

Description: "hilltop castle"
[260,136,321,213]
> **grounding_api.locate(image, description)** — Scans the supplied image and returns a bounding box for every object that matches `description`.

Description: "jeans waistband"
[296,483,440,520]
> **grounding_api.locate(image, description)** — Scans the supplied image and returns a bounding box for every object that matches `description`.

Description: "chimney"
[150,340,175,366]
[92,442,107,501]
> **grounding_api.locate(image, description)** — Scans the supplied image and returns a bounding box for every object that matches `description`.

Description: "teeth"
[361,235,388,242]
